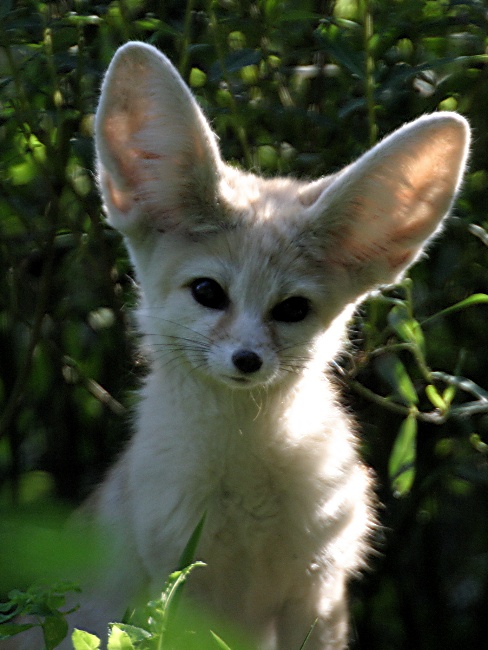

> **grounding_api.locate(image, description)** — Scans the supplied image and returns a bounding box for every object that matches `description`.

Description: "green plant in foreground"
[0,510,318,650]
[0,563,254,650]
[72,562,211,650]
[0,581,80,649]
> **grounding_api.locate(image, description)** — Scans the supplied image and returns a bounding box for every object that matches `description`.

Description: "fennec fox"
[10,42,470,650]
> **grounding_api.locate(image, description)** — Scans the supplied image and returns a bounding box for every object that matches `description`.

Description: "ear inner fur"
[95,42,222,234]
[300,114,469,294]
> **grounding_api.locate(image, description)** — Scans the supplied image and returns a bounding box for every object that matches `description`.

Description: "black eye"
[271,296,311,323]
[190,278,229,310]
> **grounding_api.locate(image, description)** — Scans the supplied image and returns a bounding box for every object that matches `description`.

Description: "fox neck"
[149,356,295,412]
[139,336,345,470]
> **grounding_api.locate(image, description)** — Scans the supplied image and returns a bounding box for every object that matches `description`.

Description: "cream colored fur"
[8,42,470,650]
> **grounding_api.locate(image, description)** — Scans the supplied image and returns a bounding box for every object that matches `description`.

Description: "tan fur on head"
[97,42,469,304]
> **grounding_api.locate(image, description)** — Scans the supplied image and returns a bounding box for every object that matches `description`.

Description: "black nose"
[232,349,263,374]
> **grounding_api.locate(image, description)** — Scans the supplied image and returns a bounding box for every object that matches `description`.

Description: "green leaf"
[210,630,233,650]
[163,562,207,613]
[109,624,151,643]
[0,606,19,624]
[0,508,102,594]
[107,625,135,650]
[333,0,360,20]
[72,629,101,650]
[425,384,446,410]
[375,354,418,406]
[388,304,425,352]
[469,223,488,245]
[299,617,318,649]
[42,613,69,650]
[442,384,457,406]
[422,294,488,325]
[65,14,102,26]
[177,514,207,571]
[263,0,284,21]
[0,622,36,639]
[389,414,417,497]
[189,68,207,88]
[470,433,488,454]
[209,50,262,81]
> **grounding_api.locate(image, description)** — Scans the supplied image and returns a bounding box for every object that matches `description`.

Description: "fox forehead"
[218,166,334,224]
[164,221,328,307]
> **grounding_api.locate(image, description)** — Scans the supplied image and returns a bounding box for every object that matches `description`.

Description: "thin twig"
[362,0,377,146]
[178,0,196,78]
[432,371,488,402]
[348,379,446,424]
[0,217,58,439]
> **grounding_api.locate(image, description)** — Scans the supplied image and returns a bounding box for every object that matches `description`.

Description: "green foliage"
[1,1,488,649]
[388,413,417,497]
[0,582,79,649]
[108,563,211,650]
[0,518,255,650]
[1,565,254,650]
[0,501,106,597]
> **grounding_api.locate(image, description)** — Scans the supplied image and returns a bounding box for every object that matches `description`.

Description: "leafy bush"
[1,1,488,648]
[1,582,78,649]
[1,566,238,650]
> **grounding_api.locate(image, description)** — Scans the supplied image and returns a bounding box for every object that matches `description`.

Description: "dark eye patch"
[271,296,311,323]
[190,278,229,310]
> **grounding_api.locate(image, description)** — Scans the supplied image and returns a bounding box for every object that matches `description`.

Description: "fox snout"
[231,349,263,374]
[208,337,277,388]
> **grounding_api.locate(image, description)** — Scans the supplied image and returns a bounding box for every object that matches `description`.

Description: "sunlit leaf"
[210,630,233,650]
[442,384,457,407]
[72,629,101,650]
[375,354,418,406]
[189,68,207,88]
[388,304,425,352]
[107,625,137,650]
[470,433,488,454]
[389,414,417,497]
[109,624,151,643]
[333,0,360,20]
[422,294,488,324]
[425,384,446,410]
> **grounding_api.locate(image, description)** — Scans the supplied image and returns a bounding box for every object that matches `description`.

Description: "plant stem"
[362,0,377,146]
[179,0,196,78]
[348,379,445,424]
[0,216,57,441]
[208,1,253,168]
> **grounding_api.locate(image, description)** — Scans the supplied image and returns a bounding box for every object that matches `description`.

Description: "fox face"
[136,212,351,389]
[96,46,469,396]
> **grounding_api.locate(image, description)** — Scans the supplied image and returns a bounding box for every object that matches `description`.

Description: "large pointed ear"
[95,42,222,234]
[300,113,470,296]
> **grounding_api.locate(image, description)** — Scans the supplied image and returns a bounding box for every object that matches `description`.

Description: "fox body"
[9,43,469,650]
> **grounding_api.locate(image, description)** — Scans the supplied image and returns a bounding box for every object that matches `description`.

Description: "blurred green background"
[1,0,488,648]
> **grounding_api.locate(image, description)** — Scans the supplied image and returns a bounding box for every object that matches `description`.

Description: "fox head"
[95,42,469,389]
